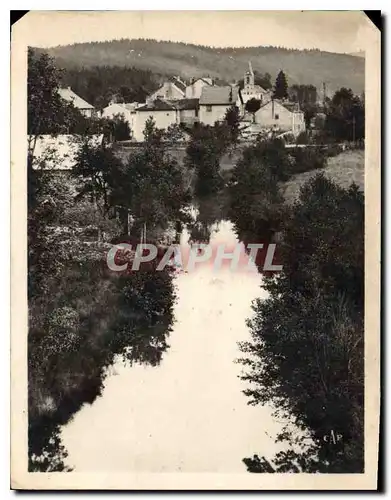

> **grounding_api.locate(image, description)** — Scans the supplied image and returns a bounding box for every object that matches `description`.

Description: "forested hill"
[36,38,365,96]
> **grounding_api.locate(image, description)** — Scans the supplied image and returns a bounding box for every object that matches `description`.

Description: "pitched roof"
[281,102,302,112]
[199,86,240,105]
[173,98,199,110]
[30,134,103,170]
[58,87,94,110]
[137,99,176,112]
[124,102,141,111]
[257,99,302,113]
[254,85,269,94]
[189,77,213,86]
[169,77,187,93]
[102,103,129,113]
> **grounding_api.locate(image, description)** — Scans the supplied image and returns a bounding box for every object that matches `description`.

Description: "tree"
[273,70,288,100]
[239,175,364,472]
[289,84,317,105]
[301,102,318,130]
[72,139,124,215]
[224,105,240,144]
[325,88,364,142]
[112,118,192,234]
[61,65,159,107]
[245,98,261,123]
[103,113,131,142]
[27,49,79,155]
[186,123,228,198]
[229,138,292,239]
[255,71,272,90]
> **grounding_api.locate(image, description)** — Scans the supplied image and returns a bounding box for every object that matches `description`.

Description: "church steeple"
[244,61,254,87]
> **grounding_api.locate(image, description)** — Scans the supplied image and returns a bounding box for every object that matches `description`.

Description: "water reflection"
[61,218,286,472]
[29,262,175,471]
[187,195,229,245]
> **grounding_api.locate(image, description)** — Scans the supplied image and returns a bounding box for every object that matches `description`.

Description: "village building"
[101,102,140,137]
[29,134,104,170]
[101,102,132,122]
[148,76,187,101]
[173,98,199,126]
[133,99,179,142]
[185,77,213,99]
[241,62,271,105]
[58,87,95,118]
[254,99,306,136]
[132,97,201,142]
[199,86,243,126]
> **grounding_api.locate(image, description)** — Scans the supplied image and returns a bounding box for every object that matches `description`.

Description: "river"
[61,219,286,472]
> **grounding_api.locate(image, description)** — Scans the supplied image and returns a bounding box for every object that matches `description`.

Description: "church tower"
[244,61,255,91]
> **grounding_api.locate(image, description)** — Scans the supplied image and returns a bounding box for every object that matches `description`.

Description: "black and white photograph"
[10,10,380,490]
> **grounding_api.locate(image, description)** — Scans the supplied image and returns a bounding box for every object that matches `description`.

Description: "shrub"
[103,113,131,141]
[296,131,310,145]
[288,146,327,175]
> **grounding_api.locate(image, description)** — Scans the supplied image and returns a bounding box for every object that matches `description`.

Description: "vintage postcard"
[11,10,380,490]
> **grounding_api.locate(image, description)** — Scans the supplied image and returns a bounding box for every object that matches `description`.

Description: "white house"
[148,77,187,101]
[101,102,140,138]
[254,100,306,136]
[133,100,179,142]
[58,87,95,118]
[241,62,271,104]
[29,134,104,170]
[102,102,132,121]
[185,78,213,99]
[199,86,243,126]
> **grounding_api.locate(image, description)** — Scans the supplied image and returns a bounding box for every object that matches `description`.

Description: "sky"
[18,11,369,54]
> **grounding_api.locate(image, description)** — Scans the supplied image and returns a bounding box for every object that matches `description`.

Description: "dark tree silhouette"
[245,98,261,122]
[325,88,365,142]
[239,175,364,473]
[273,70,289,100]
[224,105,241,143]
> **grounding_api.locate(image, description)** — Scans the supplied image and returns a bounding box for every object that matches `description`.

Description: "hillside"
[37,39,365,96]
[282,150,365,204]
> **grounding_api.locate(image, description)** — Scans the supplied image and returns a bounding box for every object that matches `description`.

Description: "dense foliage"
[239,175,364,472]
[39,38,365,95]
[185,122,234,198]
[288,84,317,105]
[60,65,160,109]
[229,138,290,239]
[28,49,79,141]
[223,105,241,145]
[324,88,365,142]
[108,118,192,237]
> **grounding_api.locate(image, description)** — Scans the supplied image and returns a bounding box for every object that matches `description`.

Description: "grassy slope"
[38,39,365,95]
[281,150,365,204]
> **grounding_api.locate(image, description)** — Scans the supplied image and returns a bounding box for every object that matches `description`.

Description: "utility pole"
[322,82,326,109]
[352,115,356,143]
